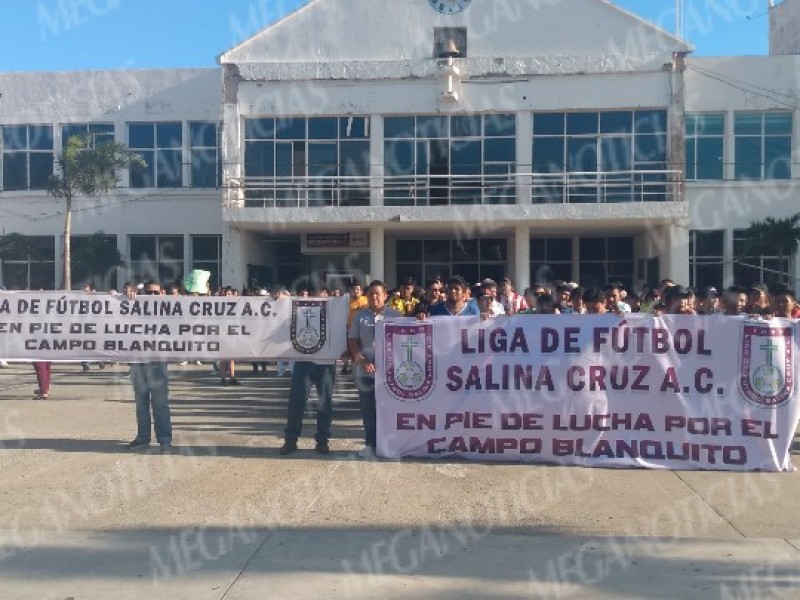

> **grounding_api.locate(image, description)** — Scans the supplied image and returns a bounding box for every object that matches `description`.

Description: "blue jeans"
[284,362,335,444]
[130,362,171,444]
[356,376,377,448]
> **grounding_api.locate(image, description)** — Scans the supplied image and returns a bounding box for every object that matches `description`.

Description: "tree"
[47,134,143,290]
[737,214,800,285]
[71,232,125,291]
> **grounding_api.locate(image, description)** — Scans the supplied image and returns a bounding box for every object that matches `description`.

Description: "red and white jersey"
[499,292,528,315]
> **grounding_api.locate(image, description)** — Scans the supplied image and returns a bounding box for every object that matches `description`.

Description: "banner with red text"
[375,315,800,471]
[0,292,348,362]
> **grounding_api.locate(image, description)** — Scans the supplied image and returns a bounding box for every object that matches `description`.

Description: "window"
[689,230,724,289]
[61,123,114,149]
[578,237,634,290]
[733,229,791,287]
[735,112,792,180]
[1,125,54,191]
[0,236,55,290]
[71,234,119,291]
[530,238,573,284]
[532,110,668,203]
[395,238,507,285]
[128,122,183,188]
[243,116,370,207]
[128,235,184,286]
[685,113,723,180]
[191,235,222,289]
[434,27,467,58]
[190,122,221,188]
[384,113,516,206]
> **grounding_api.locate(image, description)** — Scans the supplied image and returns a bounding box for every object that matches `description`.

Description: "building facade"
[0,0,798,293]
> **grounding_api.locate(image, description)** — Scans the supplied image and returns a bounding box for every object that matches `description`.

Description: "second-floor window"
[1,125,54,191]
[62,123,114,149]
[685,113,724,180]
[735,112,792,180]
[128,122,183,188]
[190,122,221,188]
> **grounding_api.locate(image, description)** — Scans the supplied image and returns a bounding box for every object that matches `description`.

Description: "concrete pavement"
[0,362,798,599]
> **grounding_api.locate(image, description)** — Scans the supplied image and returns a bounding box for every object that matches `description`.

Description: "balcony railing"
[227,170,683,208]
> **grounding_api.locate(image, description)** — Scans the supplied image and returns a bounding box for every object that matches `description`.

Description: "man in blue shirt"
[428,276,480,317]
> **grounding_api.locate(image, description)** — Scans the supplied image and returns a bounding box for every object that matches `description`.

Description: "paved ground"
[0,362,799,599]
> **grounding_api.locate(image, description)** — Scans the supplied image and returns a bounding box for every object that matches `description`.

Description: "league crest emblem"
[739,324,794,408]
[290,300,327,354]
[384,323,434,402]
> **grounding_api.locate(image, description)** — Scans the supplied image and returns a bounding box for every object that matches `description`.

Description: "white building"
[0,0,798,294]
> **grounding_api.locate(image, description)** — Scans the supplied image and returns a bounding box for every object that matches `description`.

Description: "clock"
[428,0,472,15]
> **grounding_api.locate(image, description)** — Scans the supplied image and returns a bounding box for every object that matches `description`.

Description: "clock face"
[428,0,472,15]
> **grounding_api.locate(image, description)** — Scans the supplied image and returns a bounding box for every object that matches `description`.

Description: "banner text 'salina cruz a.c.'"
[375,315,800,472]
[0,292,348,363]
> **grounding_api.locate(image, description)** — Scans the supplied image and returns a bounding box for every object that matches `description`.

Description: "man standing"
[126,280,172,453]
[279,288,336,455]
[348,280,402,459]
[427,276,480,317]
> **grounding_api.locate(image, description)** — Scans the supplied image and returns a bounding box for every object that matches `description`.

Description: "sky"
[0,0,770,73]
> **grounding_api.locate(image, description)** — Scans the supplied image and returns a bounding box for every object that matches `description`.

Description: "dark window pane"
[29,263,55,290]
[244,141,274,177]
[396,240,423,262]
[693,231,724,256]
[340,116,368,139]
[533,137,564,172]
[765,136,791,179]
[29,236,55,261]
[567,112,598,135]
[735,137,762,180]
[530,239,546,261]
[275,118,305,139]
[695,113,724,136]
[3,264,28,289]
[128,124,154,148]
[607,237,633,260]
[416,116,449,138]
[29,153,54,189]
[765,112,792,135]
[451,115,481,138]
[685,141,697,180]
[450,140,481,174]
[339,141,369,177]
[308,118,338,139]
[567,137,597,172]
[634,134,667,163]
[157,123,182,149]
[244,119,274,140]
[578,262,606,289]
[480,239,507,261]
[192,236,220,261]
[385,140,414,176]
[130,237,156,260]
[600,111,632,134]
[580,237,606,259]
[424,240,450,262]
[2,126,28,150]
[485,138,515,163]
[62,124,85,147]
[308,143,337,176]
[452,239,479,262]
[534,113,565,136]
[384,117,415,139]
[485,114,516,136]
[735,113,761,135]
[28,126,53,150]
[547,238,572,262]
[696,138,723,180]
[190,122,218,147]
[635,111,667,134]
[159,236,184,260]
[192,149,218,187]
[275,143,293,177]
[2,152,27,190]
[130,150,154,188]
[396,265,423,286]
[157,149,182,187]
[601,137,632,171]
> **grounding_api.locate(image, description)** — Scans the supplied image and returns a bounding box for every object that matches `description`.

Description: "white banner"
[376,315,800,472]
[0,292,348,363]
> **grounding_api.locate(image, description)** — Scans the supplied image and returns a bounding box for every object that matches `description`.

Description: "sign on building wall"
[302,233,370,254]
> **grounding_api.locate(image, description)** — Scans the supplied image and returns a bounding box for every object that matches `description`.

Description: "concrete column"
[723,227,735,288]
[370,115,384,207]
[665,222,690,285]
[514,225,530,291]
[222,225,244,288]
[221,65,242,208]
[516,112,533,206]
[669,53,687,202]
[370,226,385,282]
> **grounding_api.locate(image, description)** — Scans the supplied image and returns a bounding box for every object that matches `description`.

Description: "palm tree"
[47,134,143,290]
[737,214,800,285]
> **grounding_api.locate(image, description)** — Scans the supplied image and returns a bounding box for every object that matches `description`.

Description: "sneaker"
[220,378,228,386]
[179,361,189,366]
[210,370,219,377]
[315,441,330,455]
[279,440,298,455]
[0,361,9,368]
[125,438,150,450]
[160,443,173,454]
[229,377,241,386]
[32,390,48,401]
[82,363,90,372]
[356,446,377,460]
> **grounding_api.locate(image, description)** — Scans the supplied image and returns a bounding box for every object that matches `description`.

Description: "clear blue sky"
[0,0,768,73]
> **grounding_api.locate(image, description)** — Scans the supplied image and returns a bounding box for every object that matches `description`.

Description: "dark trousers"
[284,361,335,444]
[356,376,377,448]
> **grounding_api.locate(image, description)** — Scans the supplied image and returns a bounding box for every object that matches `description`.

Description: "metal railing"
[227,170,682,208]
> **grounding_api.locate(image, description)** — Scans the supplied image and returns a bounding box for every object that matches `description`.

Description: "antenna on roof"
[675,0,685,39]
